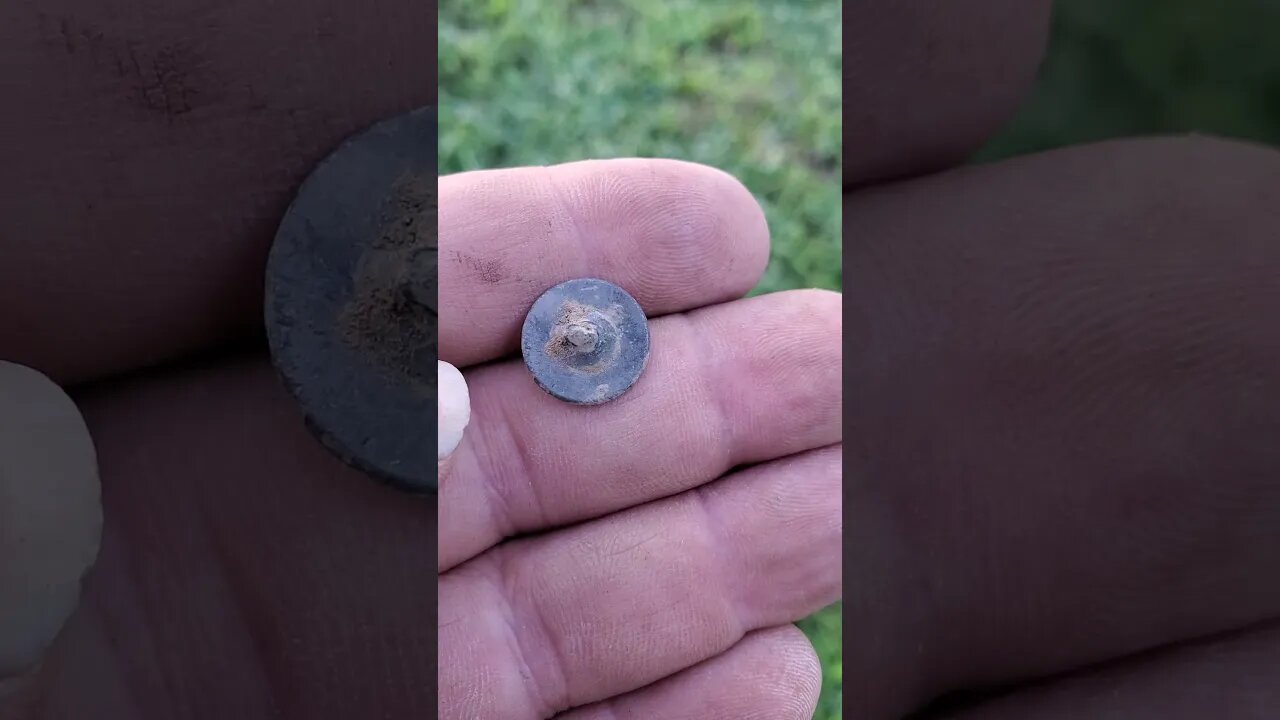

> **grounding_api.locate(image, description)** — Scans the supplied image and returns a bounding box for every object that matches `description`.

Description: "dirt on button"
[544,299,597,362]
[337,171,436,389]
[543,300,624,373]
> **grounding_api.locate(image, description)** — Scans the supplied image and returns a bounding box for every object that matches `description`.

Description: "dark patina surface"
[264,106,438,493]
[521,278,650,405]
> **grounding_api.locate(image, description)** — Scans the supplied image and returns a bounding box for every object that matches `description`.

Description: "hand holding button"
[435,159,843,720]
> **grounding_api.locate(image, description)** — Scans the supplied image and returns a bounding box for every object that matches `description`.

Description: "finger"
[438,444,841,720]
[0,0,430,385]
[439,289,842,572]
[13,357,438,718]
[439,159,770,367]
[845,0,1053,186]
[437,360,471,481]
[558,625,821,720]
[843,136,1280,717]
[0,362,101,691]
[936,621,1280,720]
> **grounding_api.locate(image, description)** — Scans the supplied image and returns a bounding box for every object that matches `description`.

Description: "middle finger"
[438,289,842,571]
[439,159,771,368]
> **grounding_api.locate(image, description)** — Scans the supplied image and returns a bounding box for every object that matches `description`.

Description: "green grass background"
[439,0,843,296]
[442,0,1279,718]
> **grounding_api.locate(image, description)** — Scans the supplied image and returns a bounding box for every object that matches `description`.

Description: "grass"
[440,0,843,717]
[439,0,843,296]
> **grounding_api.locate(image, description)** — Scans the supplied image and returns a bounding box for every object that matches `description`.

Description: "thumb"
[437,360,471,484]
[0,362,101,699]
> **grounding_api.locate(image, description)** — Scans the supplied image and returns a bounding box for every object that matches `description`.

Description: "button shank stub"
[520,278,650,405]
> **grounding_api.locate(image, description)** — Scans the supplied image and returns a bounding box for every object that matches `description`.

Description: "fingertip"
[438,360,471,465]
[752,625,824,719]
[586,158,773,302]
[699,162,773,294]
[0,361,101,682]
[844,0,1053,185]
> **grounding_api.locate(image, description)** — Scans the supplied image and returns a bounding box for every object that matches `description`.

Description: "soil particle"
[336,172,436,387]
[544,299,597,361]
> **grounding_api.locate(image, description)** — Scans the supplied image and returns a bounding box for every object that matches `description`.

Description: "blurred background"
[441,1,1280,718]
[439,0,842,296]
[980,0,1280,162]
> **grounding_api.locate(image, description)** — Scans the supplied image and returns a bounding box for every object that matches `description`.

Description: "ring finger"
[438,444,841,720]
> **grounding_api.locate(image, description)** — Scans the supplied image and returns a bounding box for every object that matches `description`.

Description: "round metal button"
[520,278,651,405]
[264,106,438,493]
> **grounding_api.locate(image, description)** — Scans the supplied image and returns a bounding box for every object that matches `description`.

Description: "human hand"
[845,3,1280,717]
[434,160,842,719]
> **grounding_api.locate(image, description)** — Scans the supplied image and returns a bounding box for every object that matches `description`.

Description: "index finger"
[439,159,770,367]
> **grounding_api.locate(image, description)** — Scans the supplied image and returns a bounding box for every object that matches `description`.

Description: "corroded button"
[264,106,437,493]
[520,278,650,405]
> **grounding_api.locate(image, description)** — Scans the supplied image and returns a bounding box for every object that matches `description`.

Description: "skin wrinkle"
[447,378,549,570]
[496,391,557,539]
[690,484,751,634]
[124,399,280,717]
[489,551,573,719]
[201,520,285,719]
[787,642,825,719]
[675,310,737,472]
[551,161,741,303]
[934,619,1280,719]
[88,524,163,716]
[624,173,732,300]
[87,439,188,718]
[556,626,822,719]
[587,702,623,720]
[541,165,601,284]
[738,639,823,720]
[591,499,744,700]
[488,386,545,534]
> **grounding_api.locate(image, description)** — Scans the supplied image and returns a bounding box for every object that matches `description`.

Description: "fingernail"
[0,362,102,683]
[438,361,470,462]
